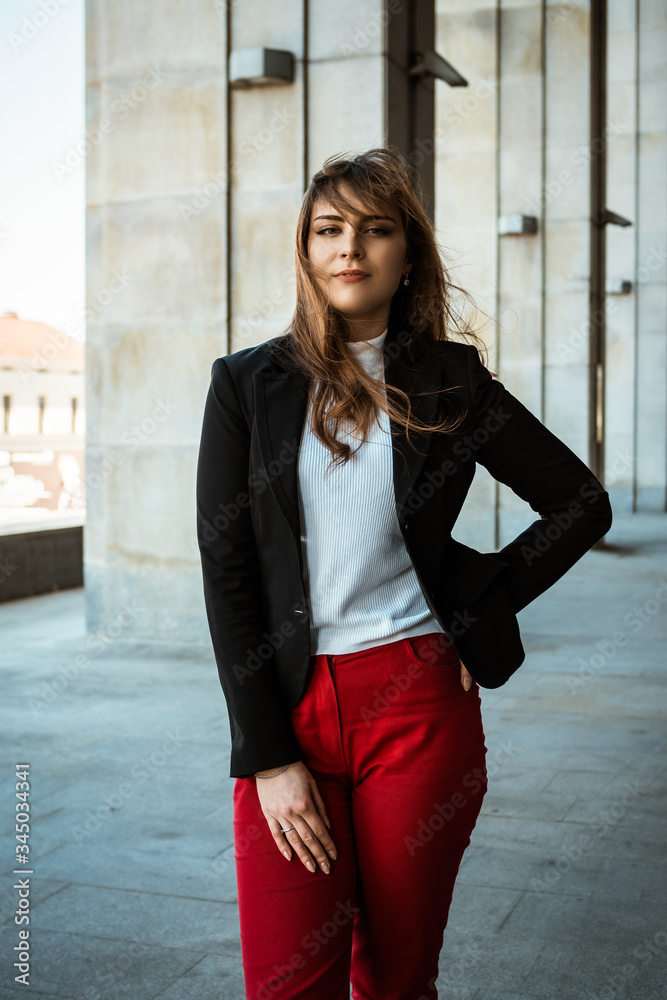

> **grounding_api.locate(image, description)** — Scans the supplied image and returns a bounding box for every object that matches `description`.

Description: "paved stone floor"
[1,510,666,999]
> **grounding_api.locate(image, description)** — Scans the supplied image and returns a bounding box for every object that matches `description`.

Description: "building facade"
[85,0,666,641]
[0,311,85,525]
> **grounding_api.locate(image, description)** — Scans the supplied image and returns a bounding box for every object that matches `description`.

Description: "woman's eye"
[316,226,390,236]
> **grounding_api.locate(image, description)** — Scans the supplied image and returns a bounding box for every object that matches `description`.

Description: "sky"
[0,0,85,338]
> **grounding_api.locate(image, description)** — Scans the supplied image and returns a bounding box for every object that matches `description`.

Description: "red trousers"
[233,632,488,1000]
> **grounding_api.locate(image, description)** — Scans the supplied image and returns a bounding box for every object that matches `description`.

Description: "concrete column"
[605,0,640,512]
[228,2,306,356]
[633,1,667,510]
[433,1,500,550]
[85,1,228,641]
[307,0,435,203]
[542,2,592,460]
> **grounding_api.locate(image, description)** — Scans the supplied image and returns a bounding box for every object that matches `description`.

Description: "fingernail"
[463,677,472,690]
[324,816,331,828]
[306,861,316,872]
[282,850,291,860]
[328,849,337,860]
[320,862,330,873]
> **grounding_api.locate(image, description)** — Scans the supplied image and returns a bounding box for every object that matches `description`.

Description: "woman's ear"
[403,260,413,275]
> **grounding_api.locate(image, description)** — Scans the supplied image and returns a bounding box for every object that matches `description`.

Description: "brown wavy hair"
[269,146,494,469]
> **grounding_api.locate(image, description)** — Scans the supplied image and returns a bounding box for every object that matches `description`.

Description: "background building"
[0,310,85,527]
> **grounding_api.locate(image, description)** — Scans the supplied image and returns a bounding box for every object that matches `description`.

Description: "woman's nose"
[340,229,363,259]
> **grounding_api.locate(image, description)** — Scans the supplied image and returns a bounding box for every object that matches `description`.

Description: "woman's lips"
[335,273,370,283]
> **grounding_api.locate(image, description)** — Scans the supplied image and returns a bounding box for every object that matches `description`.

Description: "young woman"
[196,147,612,1000]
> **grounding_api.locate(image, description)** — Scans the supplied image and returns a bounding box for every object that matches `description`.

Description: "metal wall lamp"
[597,208,633,228]
[499,214,539,235]
[605,279,633,294]
[409,50,468,87]
[229,48,295,88]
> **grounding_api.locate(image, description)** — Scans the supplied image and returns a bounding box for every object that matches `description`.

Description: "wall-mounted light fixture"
[598,208,633,228]
[498,214,539,235]
[229,48,294,88]
[605,278,633,294]
[409,50,467,87]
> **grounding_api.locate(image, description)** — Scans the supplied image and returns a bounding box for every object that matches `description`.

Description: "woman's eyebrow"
[313,213,397,223]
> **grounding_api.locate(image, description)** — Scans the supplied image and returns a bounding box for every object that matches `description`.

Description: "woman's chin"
[329,297,388,320]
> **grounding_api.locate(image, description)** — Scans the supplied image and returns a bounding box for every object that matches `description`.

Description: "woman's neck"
[343,315,390,343]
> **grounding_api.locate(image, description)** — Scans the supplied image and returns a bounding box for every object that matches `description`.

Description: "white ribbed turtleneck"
[296,326,445,655]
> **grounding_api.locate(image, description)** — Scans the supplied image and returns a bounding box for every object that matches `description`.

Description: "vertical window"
[71,397,78,434]
[2,395,10,434]
[38,395,46,434]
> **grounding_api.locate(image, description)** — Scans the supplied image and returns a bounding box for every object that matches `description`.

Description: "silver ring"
[280,826,295,833]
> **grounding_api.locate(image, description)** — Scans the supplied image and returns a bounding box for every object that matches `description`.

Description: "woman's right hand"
[254,761,337,874]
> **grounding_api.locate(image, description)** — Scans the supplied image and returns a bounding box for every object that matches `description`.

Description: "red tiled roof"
[0,313,84,362]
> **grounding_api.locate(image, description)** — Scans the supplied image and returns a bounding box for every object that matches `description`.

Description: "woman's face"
[306,183,412,332]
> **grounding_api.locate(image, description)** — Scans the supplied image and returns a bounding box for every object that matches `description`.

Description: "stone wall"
[434,0,666,555]
[85,1,228,641]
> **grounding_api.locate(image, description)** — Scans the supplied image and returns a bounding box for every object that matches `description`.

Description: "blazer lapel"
[254,369,308,541]
[254,325,448,540]
[383,328,443,522]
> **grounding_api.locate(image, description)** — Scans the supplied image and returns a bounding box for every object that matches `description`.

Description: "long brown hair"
[269,147,493,468]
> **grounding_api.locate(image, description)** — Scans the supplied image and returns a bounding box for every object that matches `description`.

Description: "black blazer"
[196,322,612,778]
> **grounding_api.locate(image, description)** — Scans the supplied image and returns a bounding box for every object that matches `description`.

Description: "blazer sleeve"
[196,357,304,778]
[465,345,613,614]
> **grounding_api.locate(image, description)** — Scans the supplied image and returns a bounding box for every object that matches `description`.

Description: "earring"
[403,274,410,286]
